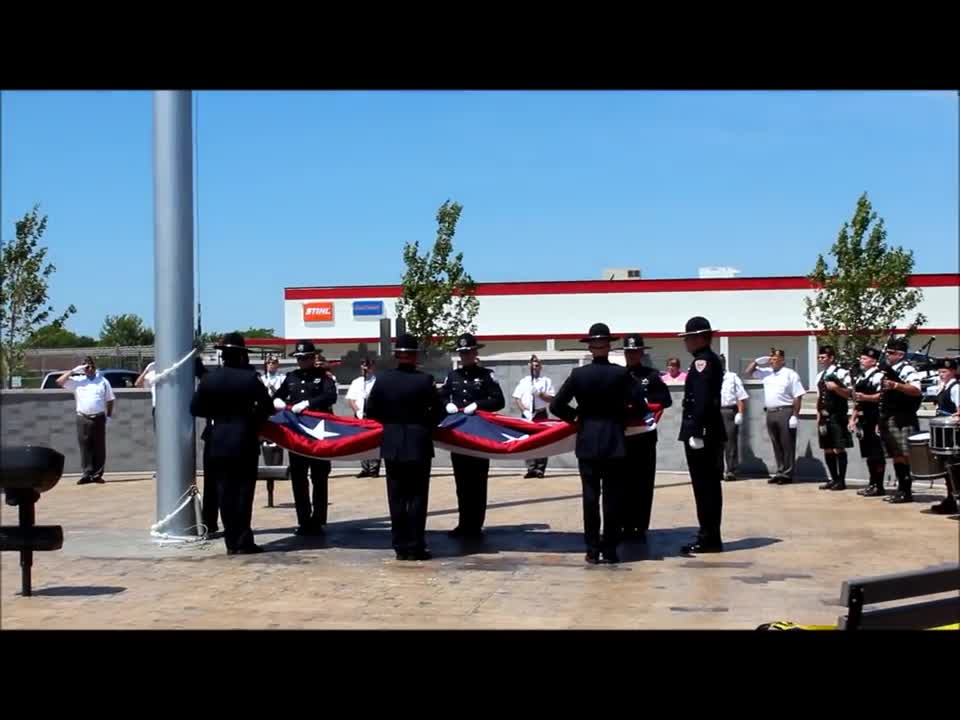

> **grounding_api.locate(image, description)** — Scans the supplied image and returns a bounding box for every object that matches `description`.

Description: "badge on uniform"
[694,360,707,372]
[314,378,322,384]
[641,378,649,386]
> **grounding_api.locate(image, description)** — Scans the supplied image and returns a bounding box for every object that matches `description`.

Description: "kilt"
[818,415,853,450]
[856,422,885,460]
[878,416,919,459]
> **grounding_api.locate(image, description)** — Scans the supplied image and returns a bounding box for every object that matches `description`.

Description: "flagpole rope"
[150,485,209,544]
[153,347,198,383]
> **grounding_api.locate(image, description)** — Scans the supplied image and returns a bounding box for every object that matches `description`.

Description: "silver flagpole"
[152,90,196,535]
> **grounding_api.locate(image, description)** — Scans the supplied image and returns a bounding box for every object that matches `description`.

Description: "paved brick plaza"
[1,469,957,629]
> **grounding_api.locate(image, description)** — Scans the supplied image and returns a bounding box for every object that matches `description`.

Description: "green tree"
[238,327,275,339]
[99,313,155,346]
[804,192,926,369]
[0,205,77,387]
[395,200,479,351]
[28,323,97,348]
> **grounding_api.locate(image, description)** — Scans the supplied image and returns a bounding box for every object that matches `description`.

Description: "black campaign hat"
[579,323,618,343]
[678,316,714,337]
[454,333,484,352]
[214,332,247,351]
[861,347,882,360]
[885,338,909,352]
[621,334,653,351]
[394,334,420,353]
[292,340,318,357]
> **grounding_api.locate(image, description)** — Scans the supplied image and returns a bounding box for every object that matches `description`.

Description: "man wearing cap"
[719,353,749,482]
[877,338,923,504]
[273,340,339,535]
[511,354,556,479]
[745,349,806,484]
[929,357,960,514]
[677,316,726,554]
[56,356,115,485]
[347,356,381,478]
[551,322,631,564]
[849,348,888,497]
[814,345,854,491]
[191,333,274,555]
[365,334,445,560]
[440,333,505,539]
[621,334,672,541]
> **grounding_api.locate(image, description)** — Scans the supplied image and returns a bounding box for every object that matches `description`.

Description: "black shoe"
[585,550,601,564]
[356,471,370,478]
[829,482,847,491]
[776,477,793,485]
[724,473,738,482]
[602,550,620,564]
[295,525,324,537]
[395,550,410,561]
[229,544,264,555]
[767,475,781,484]
[77,476,94,485]
[523,470,538,479]
[819,480,835,490]
[448,526,482,539]
[534,472,545,478]
[886,491,913,504]
[92,476,105,484]
[861,485,886,497]
[681,539,724,554]
[930,498,958,515]
[409,548,433,561]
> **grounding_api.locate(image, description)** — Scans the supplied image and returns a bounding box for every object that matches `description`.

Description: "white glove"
[754,356,771,367]
[72,364,88,374]
[688,437,705,450]
[273,398,286,411]
[356,410,364,420]
[105,416,112,427]
[788,415,798,429]
[464,402,478,415]
[445,403,459,414]
[734,413,743,426]
[291,400,310,414]
[145,361,156,372]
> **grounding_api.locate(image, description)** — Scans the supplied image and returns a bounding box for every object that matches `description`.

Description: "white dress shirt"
[752,366,806,409]
[346,375,376,416]
[720,371,749,408]
[512,375,555,419]
[64,373,116,416]
[142,368,157,407]
[261,370,286,398]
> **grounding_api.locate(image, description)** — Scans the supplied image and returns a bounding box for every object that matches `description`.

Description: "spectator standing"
[56,356,115,485]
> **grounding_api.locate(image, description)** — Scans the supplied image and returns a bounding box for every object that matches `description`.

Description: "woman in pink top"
[661,357,687,385]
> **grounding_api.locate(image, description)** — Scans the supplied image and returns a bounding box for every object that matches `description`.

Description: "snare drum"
[907,433,946,480]
[928,416,960,456]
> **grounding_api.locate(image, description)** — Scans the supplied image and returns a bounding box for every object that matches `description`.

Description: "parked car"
[41,368,140,389]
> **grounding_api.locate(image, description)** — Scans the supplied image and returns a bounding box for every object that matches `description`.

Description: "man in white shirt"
[259,355,286,467]
[745,348,806,484]
[512,355,555,478]
[719,354,749,481]
[56,356,115,485]
[347,356,380,478]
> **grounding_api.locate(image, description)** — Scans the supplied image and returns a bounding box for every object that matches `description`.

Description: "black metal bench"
[257,465,289,508]
[838,564,960,630]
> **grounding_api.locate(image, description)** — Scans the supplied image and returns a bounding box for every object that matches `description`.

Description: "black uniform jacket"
[440,365,505,412]
[627,364,673,437]
[191,366,274,461]
[274,367,338,412]
[550,357,632,460]
[678,347,726,444]
[365,365,446,462]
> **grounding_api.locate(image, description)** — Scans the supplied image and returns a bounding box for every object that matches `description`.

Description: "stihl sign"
[302,302,334,322]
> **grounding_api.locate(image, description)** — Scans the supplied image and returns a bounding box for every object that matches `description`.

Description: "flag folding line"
[259,408,658,462]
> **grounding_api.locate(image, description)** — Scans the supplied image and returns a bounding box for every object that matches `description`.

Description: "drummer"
[929,357,959,515]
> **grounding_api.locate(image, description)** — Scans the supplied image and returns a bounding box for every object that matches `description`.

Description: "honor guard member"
[441,333,505,539]
[815,345,854,491]
[365,334,445,560]
[551,323,631,564]
[273,341,338,535]
[878,338,923,504]
[849,348,888,497]
[621,334,672,542]
[191,333,274,555]
[677,316,726,554]
[929,357,959,514]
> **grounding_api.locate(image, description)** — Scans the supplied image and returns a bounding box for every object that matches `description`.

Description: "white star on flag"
[501,433,529,443]
[301,419,339,440]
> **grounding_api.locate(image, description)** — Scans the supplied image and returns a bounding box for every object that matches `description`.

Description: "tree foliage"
[0,205,76,387]
[28,323,97,348]
[99,313,155,347]
[804,192,926,369]
[395,200,479,351]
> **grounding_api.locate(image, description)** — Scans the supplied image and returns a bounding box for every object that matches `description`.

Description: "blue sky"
[2,90,957,338]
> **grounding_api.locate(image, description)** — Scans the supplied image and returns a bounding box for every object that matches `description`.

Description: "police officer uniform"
[440,333,505,538]
[621,334,672,541]
[273,340,338,535]
[853,348,888,497]
[550,323,631,564]
[878,338,923,504]
[815,347,854,491]
[931,357,959,515]
[365,334,445,560]
[191,333,274,555]
[677,316,726,554]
